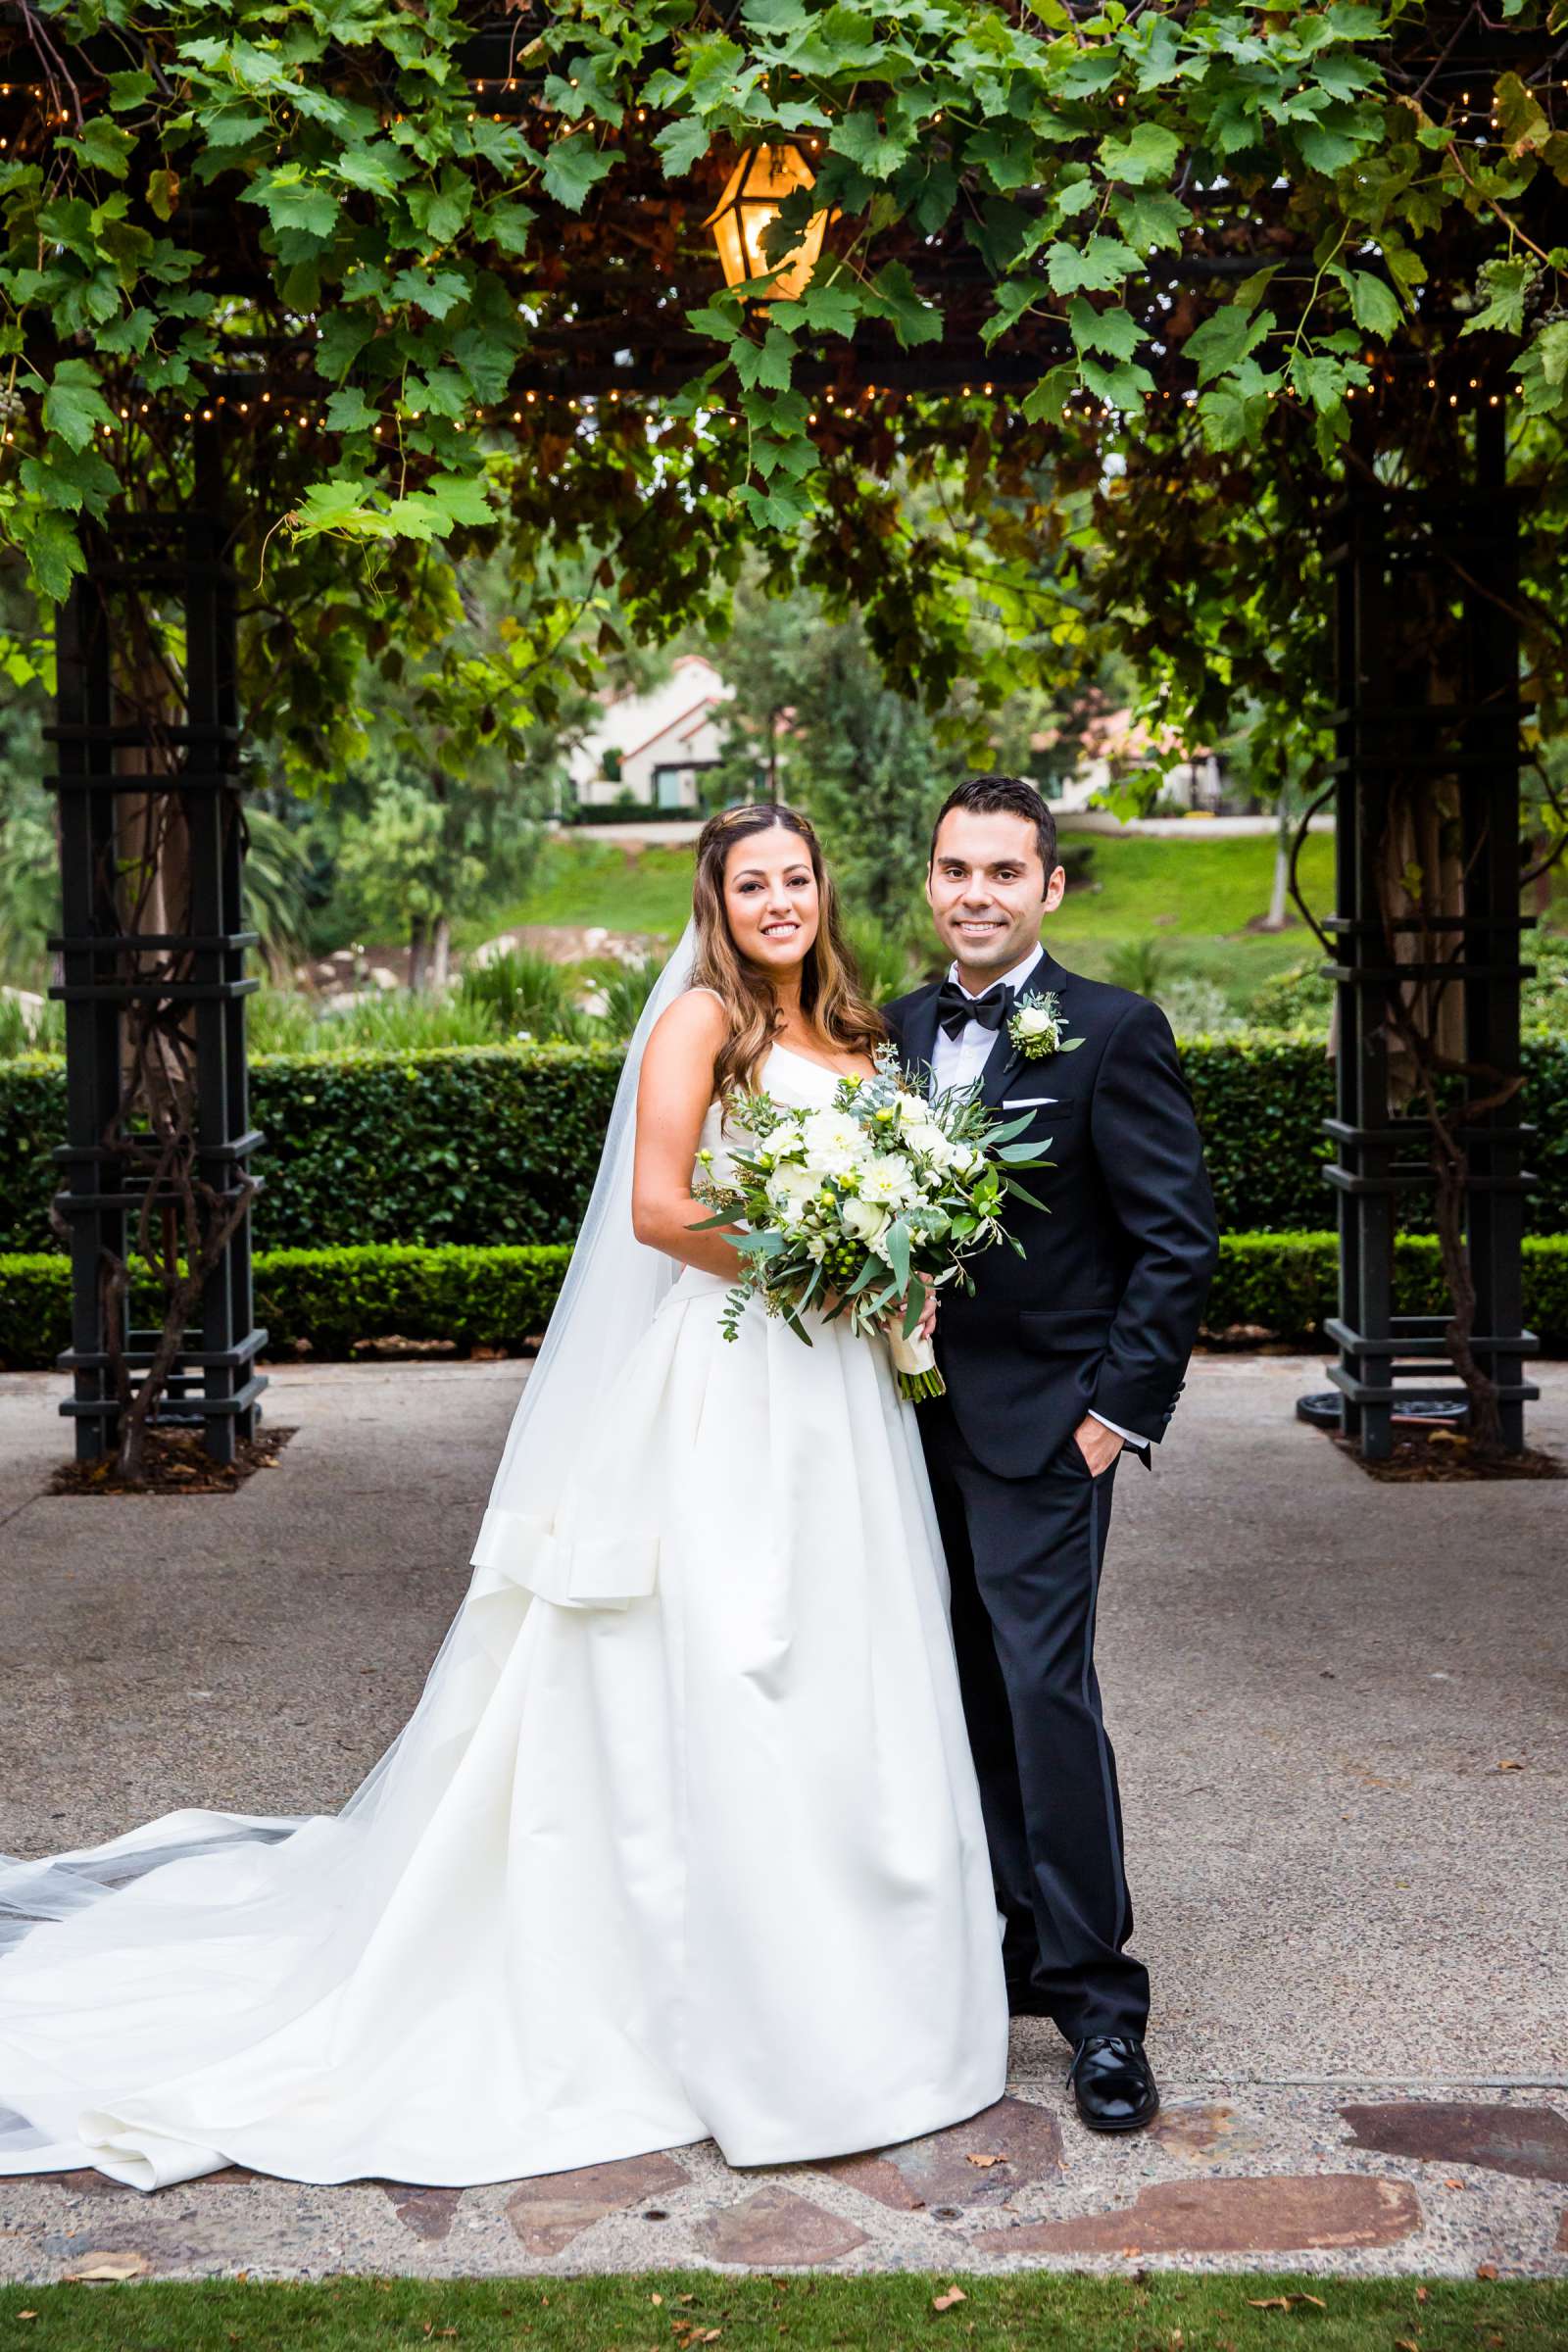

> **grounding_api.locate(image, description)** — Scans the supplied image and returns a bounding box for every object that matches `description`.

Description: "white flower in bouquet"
[858,1153,915,1207]
[689,1039,1054,1402]
[768,1159,817,1210]
[841,1196,893,1246]
[801,1108,868,1176]
[903,1115,956,1172]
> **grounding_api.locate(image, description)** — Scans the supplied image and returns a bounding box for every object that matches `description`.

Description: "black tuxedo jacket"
[883,949,1220,1481]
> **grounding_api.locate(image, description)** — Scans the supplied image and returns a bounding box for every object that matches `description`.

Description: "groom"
[884,774,1219,2134]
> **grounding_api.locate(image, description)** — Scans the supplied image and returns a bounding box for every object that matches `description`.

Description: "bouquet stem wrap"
[885,1324,946,1402]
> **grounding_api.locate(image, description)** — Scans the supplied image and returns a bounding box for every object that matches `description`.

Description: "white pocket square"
[1002,1096,1057,1108]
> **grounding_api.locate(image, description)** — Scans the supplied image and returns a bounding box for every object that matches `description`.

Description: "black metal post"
[1316,422,1538,1456]
[44,433,267,1464]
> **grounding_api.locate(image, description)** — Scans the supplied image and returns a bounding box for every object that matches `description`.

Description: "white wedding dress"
[0,1037,1007,2191]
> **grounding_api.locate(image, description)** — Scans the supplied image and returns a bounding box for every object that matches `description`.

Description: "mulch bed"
[48,1421,297,1497]
[1329,1429,1565,1481]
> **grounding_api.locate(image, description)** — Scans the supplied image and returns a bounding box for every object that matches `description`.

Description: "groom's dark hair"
[929,774,1057,881]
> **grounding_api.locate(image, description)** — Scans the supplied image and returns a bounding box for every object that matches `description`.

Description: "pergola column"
[45,431,267,1463]
[1320,416,1539,1457]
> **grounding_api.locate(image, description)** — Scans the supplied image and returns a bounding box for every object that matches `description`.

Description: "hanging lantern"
[701,143,831,302]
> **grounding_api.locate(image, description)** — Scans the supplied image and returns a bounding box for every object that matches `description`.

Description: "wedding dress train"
[0,1041,1008,2191]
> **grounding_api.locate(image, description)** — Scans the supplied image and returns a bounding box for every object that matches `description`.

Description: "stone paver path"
[1,2086,1564,2281]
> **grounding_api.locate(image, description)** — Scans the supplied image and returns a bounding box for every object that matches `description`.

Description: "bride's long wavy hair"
[690,802,885,1100]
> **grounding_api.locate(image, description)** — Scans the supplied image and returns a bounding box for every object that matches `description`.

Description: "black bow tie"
[937,977,1013,1041]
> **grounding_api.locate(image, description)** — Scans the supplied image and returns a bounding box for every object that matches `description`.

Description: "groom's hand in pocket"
[1071,1415,1124,1477]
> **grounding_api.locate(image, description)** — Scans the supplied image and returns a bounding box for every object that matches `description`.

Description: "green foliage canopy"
[3,0,1566,767]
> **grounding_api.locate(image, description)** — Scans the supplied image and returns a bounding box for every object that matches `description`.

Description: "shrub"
[1106,936,1167,995]
[4,1232,1563,1372]
[1156,975,1238,1035]
[596,953,668,1042]
[2,1032,1563,1255]
[1249,929,1568,1034]
[456,947,595,1044]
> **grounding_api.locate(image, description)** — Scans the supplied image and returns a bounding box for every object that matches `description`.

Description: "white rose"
[841,1195,893,1246]
[1012,1004,1057,1042]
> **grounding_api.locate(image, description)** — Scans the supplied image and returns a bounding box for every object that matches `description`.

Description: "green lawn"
[456,827,1568,1020]
[467,830,1336,950]
[458,830,1339,1015]
[454,839,699,948]
[2,2272,1561,2352]
[1049,830,1336,941]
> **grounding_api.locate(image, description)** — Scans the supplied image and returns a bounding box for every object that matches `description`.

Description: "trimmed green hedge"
[3,1233,1565,1372]
[0,1043,624,1257]
[1181,1026,1567,1236]
[2,1031,1563,1254]
[0,1243,570,1372]
[1203,1230,1568,1348]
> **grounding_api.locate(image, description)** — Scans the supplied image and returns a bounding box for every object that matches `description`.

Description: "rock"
[1338,2102,1568,2184]
[971,2173,1422,2257]
[381,2183,465,2241]
[697,2185,868,2267]
[823,2096,1063,2213]
[505,2150,689,2258]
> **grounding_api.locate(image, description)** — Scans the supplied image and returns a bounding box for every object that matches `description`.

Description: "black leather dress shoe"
[1067,2034,1159,2132]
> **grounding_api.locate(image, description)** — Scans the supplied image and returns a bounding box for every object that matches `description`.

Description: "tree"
[705,558,967,934]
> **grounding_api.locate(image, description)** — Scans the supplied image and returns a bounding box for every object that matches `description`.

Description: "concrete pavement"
[0,1354,1562,2280]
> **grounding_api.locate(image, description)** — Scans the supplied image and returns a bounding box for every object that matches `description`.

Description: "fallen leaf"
[931,2287,967,2313]
[1497,1759,1524,1771]
[651,2293,663,2306]
[1248,2298,1292,2311]
[1119,2245,1143,2260]
[1396,2339,1420,2350]
[1476,2263,1498,2278]
[1298,2295,1326,2309]
[1446,2178,1465,2188]
[1416,2288,1430,2303]
[16,2315,37,2324]
[964,2152,1005,2169]
[61,2252,150,2282]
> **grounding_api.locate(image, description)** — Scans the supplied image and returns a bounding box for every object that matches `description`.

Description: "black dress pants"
[920,1392,1150,2045]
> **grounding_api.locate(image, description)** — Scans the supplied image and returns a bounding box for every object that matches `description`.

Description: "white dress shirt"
[929,947,1149,1453]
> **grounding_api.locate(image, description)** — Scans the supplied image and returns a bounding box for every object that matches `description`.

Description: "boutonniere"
[1007,987,1084,1061]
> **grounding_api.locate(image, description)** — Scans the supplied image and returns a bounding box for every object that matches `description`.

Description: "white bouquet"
[691,1041,1053,1400]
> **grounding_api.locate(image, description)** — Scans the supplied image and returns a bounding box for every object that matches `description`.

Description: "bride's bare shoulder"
[643,985,729,1075]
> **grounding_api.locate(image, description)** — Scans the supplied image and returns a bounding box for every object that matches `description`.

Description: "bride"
[0,800,1008,2193]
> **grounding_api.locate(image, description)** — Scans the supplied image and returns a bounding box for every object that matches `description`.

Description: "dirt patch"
[1328,1430,1564,1482]
[49,1421,296,1497]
